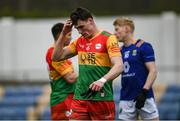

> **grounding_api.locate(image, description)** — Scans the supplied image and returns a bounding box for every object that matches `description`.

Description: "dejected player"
[52,7,123,120]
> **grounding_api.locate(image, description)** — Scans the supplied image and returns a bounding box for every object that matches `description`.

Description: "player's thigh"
[119,100,137,120]
[64,93,74,110]
[69,99,90,120]
[51,102,67,120]
[51,94,74,120]
[139,98,159,120]
[89,101,115,120]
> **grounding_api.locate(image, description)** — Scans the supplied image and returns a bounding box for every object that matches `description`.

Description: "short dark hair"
[70,7,93,25]
[51,22,64,40]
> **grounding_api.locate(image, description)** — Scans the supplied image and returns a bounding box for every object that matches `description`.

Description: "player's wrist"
[141,88,149,96]
[98,77,107,83]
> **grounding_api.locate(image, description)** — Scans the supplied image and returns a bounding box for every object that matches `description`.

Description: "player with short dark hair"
[46,22,77,120]
[113,17,159,120]
[52,7,123,120]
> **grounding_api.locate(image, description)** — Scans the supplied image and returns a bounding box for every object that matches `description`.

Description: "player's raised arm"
[52,19,76,61]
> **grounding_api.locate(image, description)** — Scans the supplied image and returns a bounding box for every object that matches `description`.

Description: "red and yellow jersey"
[46,45,73,80]
[46,45,75,106]
[67,31,121,101]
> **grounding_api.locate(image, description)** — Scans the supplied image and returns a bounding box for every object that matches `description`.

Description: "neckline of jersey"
[123,39,141,49]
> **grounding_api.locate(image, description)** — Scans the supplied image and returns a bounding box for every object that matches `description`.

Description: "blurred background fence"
[0,12,180,84]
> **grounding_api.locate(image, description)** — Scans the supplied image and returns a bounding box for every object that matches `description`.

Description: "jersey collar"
[86,30,102,41]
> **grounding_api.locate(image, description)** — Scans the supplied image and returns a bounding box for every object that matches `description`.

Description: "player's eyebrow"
[75,24,85,29]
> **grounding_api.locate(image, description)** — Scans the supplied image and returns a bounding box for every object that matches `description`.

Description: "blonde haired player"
[113,17,159,120]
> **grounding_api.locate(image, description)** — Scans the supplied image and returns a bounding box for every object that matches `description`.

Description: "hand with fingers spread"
[89,77,107,91]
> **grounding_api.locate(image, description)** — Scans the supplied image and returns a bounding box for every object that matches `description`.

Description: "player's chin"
[82,34,91,39]
[118,39,124,42]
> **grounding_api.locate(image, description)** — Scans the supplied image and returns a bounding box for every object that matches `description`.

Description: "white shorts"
[119,98,159,120]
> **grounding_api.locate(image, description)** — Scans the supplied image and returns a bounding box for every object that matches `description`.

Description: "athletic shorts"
[119,98,159,120]
[69,99,115,120]
[51,94,74,120]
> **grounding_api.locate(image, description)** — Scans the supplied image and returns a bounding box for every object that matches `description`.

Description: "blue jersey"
[120,39,155,100]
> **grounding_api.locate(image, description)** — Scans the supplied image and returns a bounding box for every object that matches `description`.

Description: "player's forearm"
[89,61,123,91]
[143,69,157,90]
[103,61,123,81]
[52,34,66,61]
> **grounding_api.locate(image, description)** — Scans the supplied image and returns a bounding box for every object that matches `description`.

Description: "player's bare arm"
[52,19,75,61]
[143,62,157,90]
[103,56,123,81]
[89,56,123,91]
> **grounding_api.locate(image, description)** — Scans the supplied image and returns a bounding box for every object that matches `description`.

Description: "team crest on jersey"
[95,43,102,49]
[132,49,137,56]
[124,51,130,58]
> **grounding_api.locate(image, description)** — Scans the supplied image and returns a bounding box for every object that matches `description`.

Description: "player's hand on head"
[134,88,148,109]
[62,19,73,36]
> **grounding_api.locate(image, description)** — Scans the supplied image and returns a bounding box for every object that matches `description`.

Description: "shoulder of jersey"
[136,39,145,48]
[46,46,54,55]
[101,31,112,37]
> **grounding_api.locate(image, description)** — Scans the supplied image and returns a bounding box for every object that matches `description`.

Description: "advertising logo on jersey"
[79,52,96,65]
